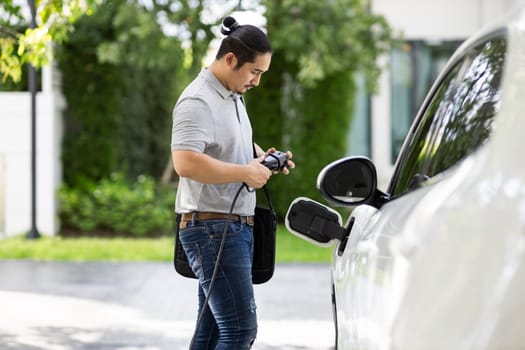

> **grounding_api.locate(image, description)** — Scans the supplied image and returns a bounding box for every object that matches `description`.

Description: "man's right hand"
[244,155,272,188]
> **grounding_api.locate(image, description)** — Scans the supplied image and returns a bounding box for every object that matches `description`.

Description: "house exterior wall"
[370,0,525,187]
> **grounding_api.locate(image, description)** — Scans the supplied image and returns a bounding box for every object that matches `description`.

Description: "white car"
[286,8,525,350]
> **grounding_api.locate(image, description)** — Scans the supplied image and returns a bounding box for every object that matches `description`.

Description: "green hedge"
[59,173,175,237]
[55,0,184,186]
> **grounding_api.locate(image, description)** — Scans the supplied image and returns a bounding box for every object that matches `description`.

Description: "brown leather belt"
[179,212,255,229]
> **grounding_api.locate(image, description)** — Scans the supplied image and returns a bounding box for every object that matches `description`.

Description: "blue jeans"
[179,219,257,350]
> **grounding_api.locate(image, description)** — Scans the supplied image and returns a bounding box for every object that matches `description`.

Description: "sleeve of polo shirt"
[171,97,214,153]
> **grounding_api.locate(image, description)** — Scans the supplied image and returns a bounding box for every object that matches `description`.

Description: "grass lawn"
[0,226,332,263]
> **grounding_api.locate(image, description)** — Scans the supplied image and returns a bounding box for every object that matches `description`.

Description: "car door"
[333,32,507,350]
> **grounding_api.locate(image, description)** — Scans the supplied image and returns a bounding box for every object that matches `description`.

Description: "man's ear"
[224,52,237,68]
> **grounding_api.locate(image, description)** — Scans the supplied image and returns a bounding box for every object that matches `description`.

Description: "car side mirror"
[317,156,389,207]
[285,197,346,247]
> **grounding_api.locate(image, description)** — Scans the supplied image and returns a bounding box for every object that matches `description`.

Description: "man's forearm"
[172,150,247,184]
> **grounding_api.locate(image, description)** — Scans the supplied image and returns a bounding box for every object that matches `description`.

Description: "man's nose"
[251,75,261,87]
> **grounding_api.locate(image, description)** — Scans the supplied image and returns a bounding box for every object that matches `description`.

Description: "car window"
[390,37,506,198]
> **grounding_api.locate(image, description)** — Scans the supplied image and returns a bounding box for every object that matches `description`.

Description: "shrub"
[55,0,184,187]
[59,173,175,237]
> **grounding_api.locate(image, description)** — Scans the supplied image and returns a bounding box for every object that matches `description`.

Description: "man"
[171,16,294,349]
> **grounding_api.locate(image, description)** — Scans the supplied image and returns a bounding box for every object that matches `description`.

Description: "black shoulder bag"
[251,186,278,283]
[173,187,277,284]
[250,142,278,283]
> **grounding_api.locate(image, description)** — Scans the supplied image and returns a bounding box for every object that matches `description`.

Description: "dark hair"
[215,16,272,69]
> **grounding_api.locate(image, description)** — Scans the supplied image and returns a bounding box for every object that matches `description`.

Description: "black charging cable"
[187,148,287,348]
[189,182,248,349]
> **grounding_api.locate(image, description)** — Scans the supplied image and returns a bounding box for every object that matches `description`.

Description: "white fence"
[0,154,5,234]
[0,65,63,237]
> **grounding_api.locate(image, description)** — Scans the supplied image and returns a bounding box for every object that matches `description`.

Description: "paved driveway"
[0,260,334,349]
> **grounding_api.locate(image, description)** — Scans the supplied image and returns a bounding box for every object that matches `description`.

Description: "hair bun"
[221,16,240,35]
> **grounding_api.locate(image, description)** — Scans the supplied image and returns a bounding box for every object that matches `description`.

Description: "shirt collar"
[201,68,235,100]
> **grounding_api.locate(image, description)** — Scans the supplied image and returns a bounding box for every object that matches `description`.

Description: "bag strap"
[262,184,273,211]
[253,143,274,211]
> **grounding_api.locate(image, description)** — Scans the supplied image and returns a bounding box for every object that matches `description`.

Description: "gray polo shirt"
[171,68,255,216]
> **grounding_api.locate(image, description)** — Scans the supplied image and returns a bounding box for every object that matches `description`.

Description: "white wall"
[0,154,5,234]
[0,64,64,237]
[374,0,482,40]
[370,0,525,187]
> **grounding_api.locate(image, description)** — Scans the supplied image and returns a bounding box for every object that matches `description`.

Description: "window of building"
[347,72,371,157]
[390,40,462,163]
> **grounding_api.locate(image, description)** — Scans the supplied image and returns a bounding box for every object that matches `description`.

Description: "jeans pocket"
[179,225,209,279]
